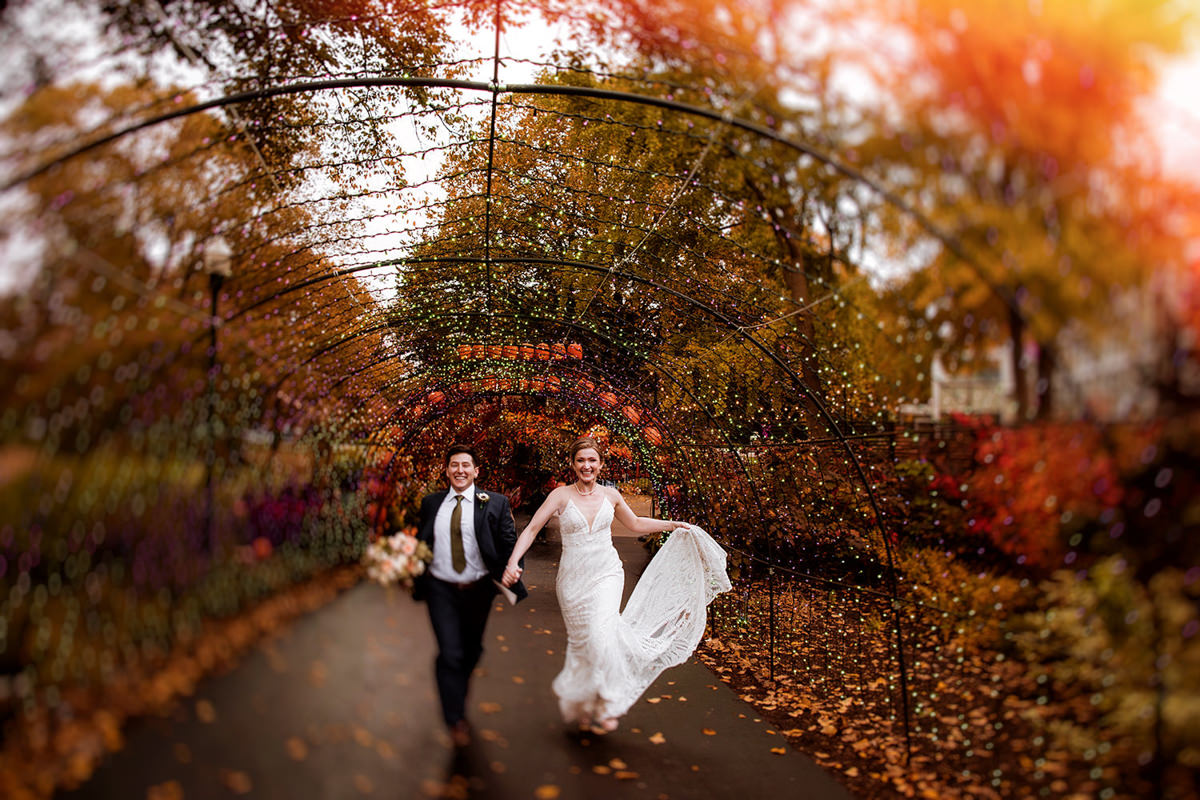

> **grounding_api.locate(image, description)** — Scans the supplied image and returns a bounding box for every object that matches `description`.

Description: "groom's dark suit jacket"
[413,489,528,603]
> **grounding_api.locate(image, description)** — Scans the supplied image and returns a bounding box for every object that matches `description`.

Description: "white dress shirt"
[429,483,488,583]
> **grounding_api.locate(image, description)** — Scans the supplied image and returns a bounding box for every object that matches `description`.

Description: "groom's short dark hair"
[444,444,479,467]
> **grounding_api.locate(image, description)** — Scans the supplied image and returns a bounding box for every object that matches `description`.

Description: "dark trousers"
[426,576,495,727]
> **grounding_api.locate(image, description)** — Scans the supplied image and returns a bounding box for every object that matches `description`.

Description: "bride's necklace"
[574,481,596,496]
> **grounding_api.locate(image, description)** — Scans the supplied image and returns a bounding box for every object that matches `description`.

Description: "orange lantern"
[536,343,551,360]
[456,344,473,360]
[503,344,519,360]
[411,403,426,418]
[666,484,681,500]
[427,390,445,406]
[551,342,567,359]
[644,426,663,446]
[456,382,473,394]
[252,536,273,560]
[487,344,502,359]
[579,379,596,394]
[546,375,562,393]
[567,342,583,359]
[519,378,531,392]
[598,391,618,408]
[531,376,546,391]
[621,405,641,425]
[471,343,487,359]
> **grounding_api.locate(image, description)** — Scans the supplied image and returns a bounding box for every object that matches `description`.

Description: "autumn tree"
[851,0,1194,419]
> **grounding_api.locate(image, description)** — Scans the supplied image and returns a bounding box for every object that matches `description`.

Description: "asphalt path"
[63,506,854,800]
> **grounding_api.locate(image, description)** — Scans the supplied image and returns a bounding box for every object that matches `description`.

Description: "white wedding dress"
[551,497,732,724]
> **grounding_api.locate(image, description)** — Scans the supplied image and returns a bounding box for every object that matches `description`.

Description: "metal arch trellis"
[3,72,929,756]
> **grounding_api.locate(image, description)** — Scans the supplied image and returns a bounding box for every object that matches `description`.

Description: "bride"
[501,436,731,733]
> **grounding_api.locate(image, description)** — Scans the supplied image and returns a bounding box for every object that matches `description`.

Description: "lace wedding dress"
[551,497,732,724]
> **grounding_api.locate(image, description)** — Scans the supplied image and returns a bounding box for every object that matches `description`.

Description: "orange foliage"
[889,0,1189,171]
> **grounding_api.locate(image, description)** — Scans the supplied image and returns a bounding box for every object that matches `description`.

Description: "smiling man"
[414,444,526,747]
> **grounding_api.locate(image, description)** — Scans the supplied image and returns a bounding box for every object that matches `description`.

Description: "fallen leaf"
[770,747,787,755]
[646,698,661,704]
[534,786,561,800]
[649,732,666,745]
[592,765,612,775]
[353,727,373,747]
[490,761,506,774]
[219,769,252,795]
[609,758,627,770]
[478,702,502,714]
[309,661,327,687]
[286,737,308,761]
[353,774,374,794]
[195,701,216,724]
[147,780,184,800]
[173,743,192,764]
[614,771,640,780]
[702,728,716,736]
[511,676,525,684]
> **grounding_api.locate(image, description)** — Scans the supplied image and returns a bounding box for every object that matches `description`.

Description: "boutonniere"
[477,492,490,504]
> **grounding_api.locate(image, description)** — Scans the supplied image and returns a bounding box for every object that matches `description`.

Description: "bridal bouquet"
[363,530,432,589]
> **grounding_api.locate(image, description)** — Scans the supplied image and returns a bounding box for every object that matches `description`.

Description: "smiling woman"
[503,434,729,733]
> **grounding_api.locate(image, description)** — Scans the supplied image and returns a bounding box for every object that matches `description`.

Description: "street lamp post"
[203,236,233,556]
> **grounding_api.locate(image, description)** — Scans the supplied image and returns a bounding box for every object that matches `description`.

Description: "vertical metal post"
[205,271,223,555]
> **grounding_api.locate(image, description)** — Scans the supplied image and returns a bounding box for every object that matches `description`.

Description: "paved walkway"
[64,511,853,800]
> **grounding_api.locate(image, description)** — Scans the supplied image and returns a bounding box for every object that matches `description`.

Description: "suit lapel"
[420,491,448,545]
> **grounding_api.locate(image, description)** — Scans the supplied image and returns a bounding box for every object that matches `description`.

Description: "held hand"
[501,563,523,587]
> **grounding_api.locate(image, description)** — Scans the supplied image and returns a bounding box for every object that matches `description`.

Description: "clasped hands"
[501,562,523,587]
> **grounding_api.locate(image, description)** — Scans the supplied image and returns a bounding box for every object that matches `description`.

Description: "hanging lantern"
[521,342,535,360]
[546,375,562,393]
[471,343,487,359]
[621,405,641,425]
[456,344,473,360]
[531,376,546,391]
[427,390,445,406]
[503,344,519,360]
[644,426,663,446]
[519,378,531,392]
[487,344,502,359]
[536,343,551,360]
[567,342,583,359]
[551,342,567,359]
[598,391,618,408]
[666,484,681,500]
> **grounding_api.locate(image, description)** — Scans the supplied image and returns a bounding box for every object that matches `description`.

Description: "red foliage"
[959,421,1123,567]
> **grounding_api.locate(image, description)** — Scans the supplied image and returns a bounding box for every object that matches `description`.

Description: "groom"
[414,444,527,747]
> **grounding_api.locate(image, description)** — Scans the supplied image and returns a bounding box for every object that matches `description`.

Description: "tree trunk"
[1008,302,1029,421]
[1035,340,1055,420]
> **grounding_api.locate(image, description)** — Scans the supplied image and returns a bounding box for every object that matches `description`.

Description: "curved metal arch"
[360,368,762,537]
[6,73,916,743]
[3,75,970,272]
[222,255,837,379]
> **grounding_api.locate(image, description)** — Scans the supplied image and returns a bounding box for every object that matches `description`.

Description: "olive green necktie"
[450,495,466,573]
